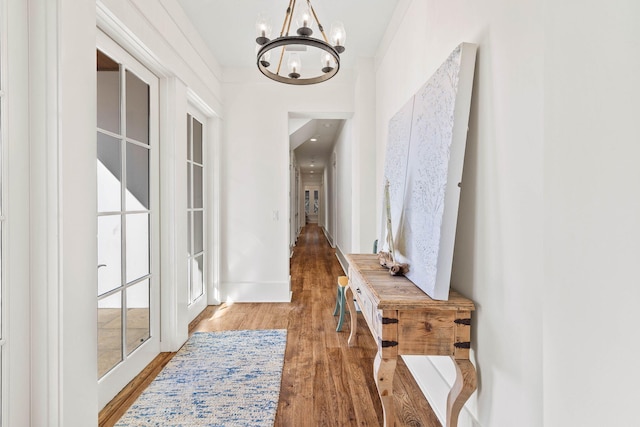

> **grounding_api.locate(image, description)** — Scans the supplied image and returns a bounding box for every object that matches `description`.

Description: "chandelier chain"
[276,0,298,75]
[306,0,329,44]
[279,0,295,37]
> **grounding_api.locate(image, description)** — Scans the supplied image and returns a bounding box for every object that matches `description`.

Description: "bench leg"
[332,284,341,316]
[335,286,345,331]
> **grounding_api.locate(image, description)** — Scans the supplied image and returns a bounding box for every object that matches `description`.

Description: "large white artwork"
[379,43,477,300]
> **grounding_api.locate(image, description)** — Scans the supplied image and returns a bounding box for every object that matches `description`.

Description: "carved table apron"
[345,254,477,427]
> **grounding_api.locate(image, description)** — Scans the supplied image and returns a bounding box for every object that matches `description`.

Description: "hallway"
[101,224,439,426]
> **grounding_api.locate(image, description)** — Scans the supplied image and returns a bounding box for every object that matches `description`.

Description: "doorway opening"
[288,115,347,258]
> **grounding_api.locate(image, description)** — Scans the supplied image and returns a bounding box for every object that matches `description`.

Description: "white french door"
[96,32,160,408]
[186,111,207,320]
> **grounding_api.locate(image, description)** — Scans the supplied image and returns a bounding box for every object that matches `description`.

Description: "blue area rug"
[116,329,287,427]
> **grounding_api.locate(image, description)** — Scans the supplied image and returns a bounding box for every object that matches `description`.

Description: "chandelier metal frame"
[255,0,345,85]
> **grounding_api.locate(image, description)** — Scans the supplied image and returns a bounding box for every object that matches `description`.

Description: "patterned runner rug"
[116,329,287,427]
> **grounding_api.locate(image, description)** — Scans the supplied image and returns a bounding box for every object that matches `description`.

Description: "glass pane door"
[96,38,159,408]
[187,114,205,305]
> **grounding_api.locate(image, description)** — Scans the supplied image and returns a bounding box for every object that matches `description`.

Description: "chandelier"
[255,0,346,85]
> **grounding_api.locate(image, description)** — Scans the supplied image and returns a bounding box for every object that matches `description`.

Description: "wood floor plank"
[99,224,441,426]
[98,352,174,427]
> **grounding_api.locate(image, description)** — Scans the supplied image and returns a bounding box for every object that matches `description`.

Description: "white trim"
[159,76,189,352]
[335,245,349,275]
[403,355,479,427]
[0,1,7,423]
[156,0,223,82]
[1,1,32,425]
[185,108,209,321]
[187,91,222,308]
[96,0,223,115]
[187,87,219,118]
[222,281,292,303]
[28,0,63,424]
[96,1,170,79]
[321,226,333,247]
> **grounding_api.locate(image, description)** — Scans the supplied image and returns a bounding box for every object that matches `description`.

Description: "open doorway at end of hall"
[304,186,320,224]
[288,116,347,256]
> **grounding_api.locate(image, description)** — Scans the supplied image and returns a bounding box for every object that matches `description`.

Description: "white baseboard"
[322,226,334,247]
[335,245,348,274]
[221,280,292,303]
[403,354,480,427]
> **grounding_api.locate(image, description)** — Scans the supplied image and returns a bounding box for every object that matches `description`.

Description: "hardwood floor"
[99,224,440,426]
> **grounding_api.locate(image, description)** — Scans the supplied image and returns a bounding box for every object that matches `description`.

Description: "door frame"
[186,106,209,321]
[96,30,161,409]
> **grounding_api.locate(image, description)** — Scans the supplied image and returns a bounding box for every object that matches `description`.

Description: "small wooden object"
[345,254,476,427]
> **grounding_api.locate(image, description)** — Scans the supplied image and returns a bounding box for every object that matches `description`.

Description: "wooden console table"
[345,254,477,427]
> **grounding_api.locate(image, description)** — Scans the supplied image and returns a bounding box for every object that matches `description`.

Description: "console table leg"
[446,358,477,427]
[345,285,358,346]
[374,351,397,427]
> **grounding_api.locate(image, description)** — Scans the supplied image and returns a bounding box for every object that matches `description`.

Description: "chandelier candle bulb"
[321,53,334,73]
[330,21,346,53]
[255,14,272,45]
[296,6,313,36]
[261,52,271,68]
[287,53,301,79]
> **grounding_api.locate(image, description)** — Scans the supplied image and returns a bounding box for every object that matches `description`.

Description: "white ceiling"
[177,0,398,178]
[292,119,343,175]
[177,0,399,70]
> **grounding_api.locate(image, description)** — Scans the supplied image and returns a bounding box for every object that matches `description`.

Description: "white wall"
[20,0,226,423]
[333,121,353,263]
[221,69,355,301]
[378,0,640,425]
[351,58,377,253]
[543,1,640,426]
[324,160,336,245]
[6,1,32,425]
[289,151,298,250]
[376,0,543,425]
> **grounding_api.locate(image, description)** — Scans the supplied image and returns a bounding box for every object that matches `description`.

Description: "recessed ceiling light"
[310,164,314,167]
[310,171,314,173]
[310,138,317,142]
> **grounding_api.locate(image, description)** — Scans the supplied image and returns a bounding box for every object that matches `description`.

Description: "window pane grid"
[187,115,205,306]
[98,271,152,298]
[125,137,152,149]
[98,209,150,217]
[97,128,123,140]
[97,49,154,378]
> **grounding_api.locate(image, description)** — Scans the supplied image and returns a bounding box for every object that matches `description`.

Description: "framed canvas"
[379,42,477,300]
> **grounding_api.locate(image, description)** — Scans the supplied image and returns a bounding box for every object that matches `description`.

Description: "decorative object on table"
[115,329,287,427]
[378,179,409,276]
[379,43,477,300]
[255,0,346,85]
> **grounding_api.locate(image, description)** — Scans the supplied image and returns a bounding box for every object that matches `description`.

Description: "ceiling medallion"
[256,0,346,85]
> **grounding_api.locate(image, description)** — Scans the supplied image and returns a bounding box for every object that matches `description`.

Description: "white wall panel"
[376,0,543,425]
[220,70,355,301]
[543,1,640,426]
[334,121,352,259]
